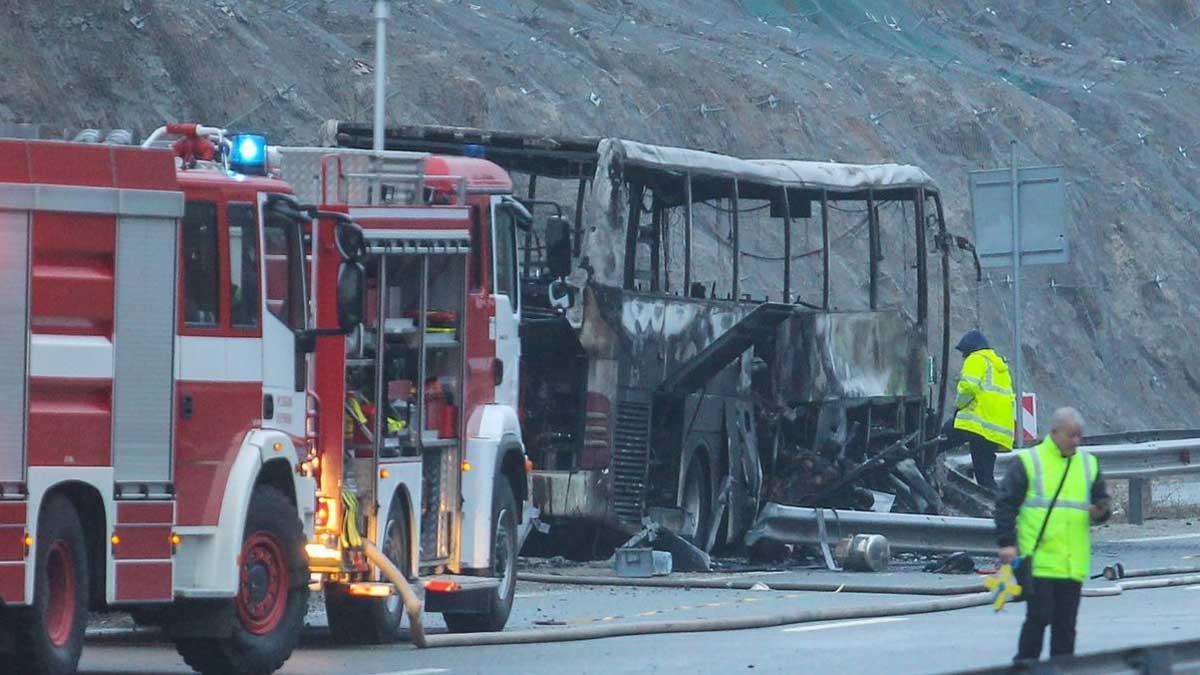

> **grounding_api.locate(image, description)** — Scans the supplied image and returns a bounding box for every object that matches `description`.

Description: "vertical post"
[914,190,928,326]
[1010,141,1024,449]
[662,206,671,294]
[528,174,538,200]
[782,187,793,303]
[684,174,693,294]
[731,179,740,301]
[868,189,879,310]
[1128,478,1146,526]
[574,177,586,257]
[650,205,662,292]
[821,191,830,310]
[372,0,390,206]
[624,183,644,290]
[371,255,388,514]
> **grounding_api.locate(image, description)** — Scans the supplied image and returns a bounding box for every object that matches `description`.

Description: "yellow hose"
[362,540,427,648]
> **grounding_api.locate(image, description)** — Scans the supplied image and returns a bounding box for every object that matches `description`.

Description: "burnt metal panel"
[0,211,29,486]
[112,215,177,485]
[772,311,926,406]
[659,302,794,396]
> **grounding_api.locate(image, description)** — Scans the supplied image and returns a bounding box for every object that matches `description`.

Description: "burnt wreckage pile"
[328,121,981,553]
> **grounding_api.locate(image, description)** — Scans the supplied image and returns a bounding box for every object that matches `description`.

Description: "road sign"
[1018,393,1037,444]
[968,165,1068,268]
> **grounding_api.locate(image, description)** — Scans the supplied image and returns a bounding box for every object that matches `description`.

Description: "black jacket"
[994,455,1112,548]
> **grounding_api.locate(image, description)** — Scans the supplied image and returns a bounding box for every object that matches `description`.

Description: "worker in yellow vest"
[995,407,1111,661]
[940,330,1014,489]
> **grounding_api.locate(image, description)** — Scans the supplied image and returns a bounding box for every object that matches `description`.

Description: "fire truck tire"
[324,501,410,644]
[174,485,308,675]
[443,478,518,633]
[12,495,88,675]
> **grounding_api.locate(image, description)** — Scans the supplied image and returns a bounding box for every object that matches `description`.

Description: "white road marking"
[1187,585,1200,590]
[1111,533,1200,544]
[371,669,448,675]
[782,617,907,633]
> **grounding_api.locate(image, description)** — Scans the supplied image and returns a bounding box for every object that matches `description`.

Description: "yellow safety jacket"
[1016,438,1098,582]
[953,348,1015,449]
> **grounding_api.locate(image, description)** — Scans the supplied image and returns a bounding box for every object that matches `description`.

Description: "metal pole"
[372,0,389,154]
[782,187,792,303]
[684,174,693,294]
[371,0,390,206]
[731,179,740,301]
[1010,141,1024,449]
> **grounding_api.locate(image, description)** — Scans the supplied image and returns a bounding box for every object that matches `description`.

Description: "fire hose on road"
[412,564,1200,649]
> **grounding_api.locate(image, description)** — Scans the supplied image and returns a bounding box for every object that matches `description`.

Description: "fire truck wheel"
[324,502,410,644]
[174,485,308,675]
[13,494,89,675]
[443,478,518,633]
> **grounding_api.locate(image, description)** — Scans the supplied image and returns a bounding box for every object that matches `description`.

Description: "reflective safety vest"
[953,348,1015,449]
[1016,438,1098,582]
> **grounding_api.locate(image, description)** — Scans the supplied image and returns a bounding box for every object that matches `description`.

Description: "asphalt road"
[76,523,1200,675]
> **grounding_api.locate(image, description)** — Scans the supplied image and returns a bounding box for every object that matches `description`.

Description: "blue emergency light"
[463,144,486,158]
[229,133,268,175]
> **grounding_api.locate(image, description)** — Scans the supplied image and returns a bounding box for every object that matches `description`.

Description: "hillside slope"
[3,0,1200,431]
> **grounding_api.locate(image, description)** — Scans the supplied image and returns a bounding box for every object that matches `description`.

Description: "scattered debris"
[622,524,711,573]
[923,552,977,575]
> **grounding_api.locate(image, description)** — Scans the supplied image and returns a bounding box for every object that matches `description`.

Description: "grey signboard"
[968,165,1068,268]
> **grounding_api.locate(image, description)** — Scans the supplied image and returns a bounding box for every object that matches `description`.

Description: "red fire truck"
[0,125,529,674]
[271,145,532,642]
[0,124,320,674]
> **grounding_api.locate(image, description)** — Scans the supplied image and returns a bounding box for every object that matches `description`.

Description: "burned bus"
[325,122,956,551]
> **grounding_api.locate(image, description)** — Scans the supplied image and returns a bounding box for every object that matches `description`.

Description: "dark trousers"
[1016,577,1083,661]
[939,420,999,488]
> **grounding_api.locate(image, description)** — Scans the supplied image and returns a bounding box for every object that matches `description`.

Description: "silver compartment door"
[0,210,29,486]
[112,211,179,487]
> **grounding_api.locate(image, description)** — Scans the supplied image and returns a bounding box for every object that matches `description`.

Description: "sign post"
[968,149,1067,448]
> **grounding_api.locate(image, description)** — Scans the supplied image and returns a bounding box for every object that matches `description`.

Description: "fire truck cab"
[0,125,326,675]
[272,146,531,641]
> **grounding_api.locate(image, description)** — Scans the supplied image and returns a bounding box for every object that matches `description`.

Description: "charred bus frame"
[329,122,955,550]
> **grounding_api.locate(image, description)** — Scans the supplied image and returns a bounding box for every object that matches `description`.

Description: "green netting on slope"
[737,0,956,64]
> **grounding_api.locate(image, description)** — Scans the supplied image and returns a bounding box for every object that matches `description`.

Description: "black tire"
[443,477,518,633]
[679,458,712,548]
[12,495,89,675]
[325,500,410,644]
[174,485,308,675]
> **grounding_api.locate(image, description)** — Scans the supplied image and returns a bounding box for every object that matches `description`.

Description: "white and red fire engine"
[272,143,533,642]
[0,124,530,675]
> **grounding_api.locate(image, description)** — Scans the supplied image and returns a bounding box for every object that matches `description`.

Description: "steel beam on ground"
[745,503,996,555]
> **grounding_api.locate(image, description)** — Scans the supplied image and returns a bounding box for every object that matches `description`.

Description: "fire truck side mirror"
[334,220,367,262]
[337,262,366,332]
[545,216,572,278]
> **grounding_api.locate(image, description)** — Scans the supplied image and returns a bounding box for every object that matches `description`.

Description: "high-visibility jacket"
[953,348,1015,449]
[1016,438,1098,582]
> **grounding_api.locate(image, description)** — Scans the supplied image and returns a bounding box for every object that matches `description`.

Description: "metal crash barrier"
[744,503,996,555]
[948,434,1200,526]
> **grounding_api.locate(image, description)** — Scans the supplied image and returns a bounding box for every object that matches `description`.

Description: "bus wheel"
[680,459,712,548]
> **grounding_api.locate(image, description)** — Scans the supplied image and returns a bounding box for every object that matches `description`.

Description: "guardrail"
[954,635,1200,674]
[744,503,996,555]
[950,435,1200,525]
